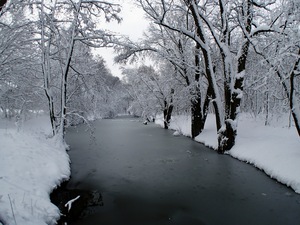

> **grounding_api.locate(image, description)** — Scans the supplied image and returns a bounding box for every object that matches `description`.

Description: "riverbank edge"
[50,180,100,224]
[155,114,300,194]
[0,116,71,225]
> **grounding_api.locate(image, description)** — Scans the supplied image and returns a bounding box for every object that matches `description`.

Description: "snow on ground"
[156,113,300,194]
[0,115,70,225]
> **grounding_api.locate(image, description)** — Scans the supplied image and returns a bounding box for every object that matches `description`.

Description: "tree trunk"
[45,91,56,135]
[191,89,211,138]
[40,0,57,136]
[289,49,300,136]
[191,94,202,138]
[217,0,252,153]
[58,1,81,138]
[164,104,174,129]
[163,89,174,129]
[163,101,168,129]
[265,89,269,126]
[191,42,204,138]
[59,38,75,137]
[188,1,223,132]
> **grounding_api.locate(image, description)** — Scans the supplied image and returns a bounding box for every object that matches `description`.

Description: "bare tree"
[123,64,176,125]
[135,0,287,152]
[248,0,300,135]
[115,18,212,137]
[37,0,121,137]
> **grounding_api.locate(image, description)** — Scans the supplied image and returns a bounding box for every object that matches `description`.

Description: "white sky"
[94,0,150,78]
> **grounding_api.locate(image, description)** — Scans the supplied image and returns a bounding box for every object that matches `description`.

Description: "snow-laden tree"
[35,0,121,136]
[247,0,300,136]
[66,43,127,121]
[115,19,212,137]
[123,64,178,127]
[136,0,286,152]
[0,5,44,121]
[0,0,125,136]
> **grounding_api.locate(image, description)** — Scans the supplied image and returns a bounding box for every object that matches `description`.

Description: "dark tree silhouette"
[0,0,8,11]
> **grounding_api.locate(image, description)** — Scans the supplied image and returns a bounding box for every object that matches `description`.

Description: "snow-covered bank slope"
[156,114,300,193]
[0,116,70,225]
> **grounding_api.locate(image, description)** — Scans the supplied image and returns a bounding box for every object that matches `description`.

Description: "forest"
[0,0,129,134]
[0,0,299,153]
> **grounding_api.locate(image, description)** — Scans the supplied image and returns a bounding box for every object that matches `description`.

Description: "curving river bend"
[66,118,300,225]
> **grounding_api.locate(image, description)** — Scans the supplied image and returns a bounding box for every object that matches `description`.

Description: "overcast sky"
[95,0,150,78]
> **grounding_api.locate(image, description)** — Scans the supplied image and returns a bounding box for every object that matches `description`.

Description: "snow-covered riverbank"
[0,116,70,225]
[1,113,299,224]
[156,113,300,194]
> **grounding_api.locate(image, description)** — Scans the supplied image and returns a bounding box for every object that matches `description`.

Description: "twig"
[65,195,80,212]
[8,194,17,225]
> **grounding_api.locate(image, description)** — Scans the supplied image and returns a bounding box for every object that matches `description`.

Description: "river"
[65,118,300,225]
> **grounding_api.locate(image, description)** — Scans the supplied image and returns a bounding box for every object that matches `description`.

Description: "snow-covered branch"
[65,195,80,212]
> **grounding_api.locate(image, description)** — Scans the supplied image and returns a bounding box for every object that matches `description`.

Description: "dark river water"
[66,118,300,225]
